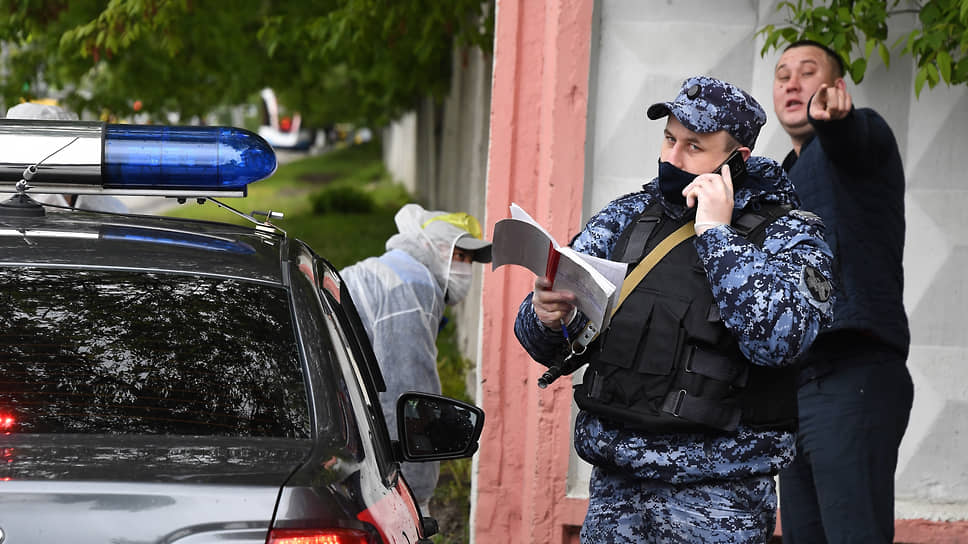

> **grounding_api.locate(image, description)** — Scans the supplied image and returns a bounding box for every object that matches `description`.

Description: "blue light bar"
[103,125,277,190]
[0,119,278,195]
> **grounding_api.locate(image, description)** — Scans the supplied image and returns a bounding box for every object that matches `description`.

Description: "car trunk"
[0,434,314,543]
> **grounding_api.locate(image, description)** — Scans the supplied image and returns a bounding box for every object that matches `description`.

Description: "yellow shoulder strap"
[611,221,696,317]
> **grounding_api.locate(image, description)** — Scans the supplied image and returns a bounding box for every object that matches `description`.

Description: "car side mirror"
[396,392,484,462]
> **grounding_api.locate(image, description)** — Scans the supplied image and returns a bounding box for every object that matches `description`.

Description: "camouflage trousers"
[581,467,777,543]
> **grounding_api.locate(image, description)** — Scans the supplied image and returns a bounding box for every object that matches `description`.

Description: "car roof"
[0,207,288,285]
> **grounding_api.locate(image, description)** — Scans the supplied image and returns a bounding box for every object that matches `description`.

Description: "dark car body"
[0,169,482,541]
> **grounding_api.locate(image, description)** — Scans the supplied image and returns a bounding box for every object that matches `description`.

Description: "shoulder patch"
[800,265,832,302]
[789,209,822,222]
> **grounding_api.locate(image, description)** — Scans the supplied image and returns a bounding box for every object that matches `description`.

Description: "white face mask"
[445,261,473,306]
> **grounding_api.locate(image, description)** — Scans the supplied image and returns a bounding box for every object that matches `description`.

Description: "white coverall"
[340,203,476,511]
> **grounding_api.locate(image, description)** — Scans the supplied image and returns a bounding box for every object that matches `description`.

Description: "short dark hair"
[784,39,846,79]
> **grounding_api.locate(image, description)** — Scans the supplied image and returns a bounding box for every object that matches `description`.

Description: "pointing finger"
[810,84,832,121]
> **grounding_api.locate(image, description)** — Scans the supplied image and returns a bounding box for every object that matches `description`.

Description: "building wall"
[474,0,595,542]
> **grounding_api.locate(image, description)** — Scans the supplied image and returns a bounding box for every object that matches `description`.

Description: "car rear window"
[0,268,310,438]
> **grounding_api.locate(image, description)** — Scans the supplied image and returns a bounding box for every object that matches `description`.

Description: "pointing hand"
[810,83,852,122]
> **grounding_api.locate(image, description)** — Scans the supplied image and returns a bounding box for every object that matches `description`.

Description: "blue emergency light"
[0,119,277,197]
[103,125,276,190]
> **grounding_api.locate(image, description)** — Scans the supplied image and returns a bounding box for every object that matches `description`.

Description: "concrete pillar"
[475,1,594,542]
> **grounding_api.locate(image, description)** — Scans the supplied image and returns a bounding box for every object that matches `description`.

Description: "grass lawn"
[164,142,473,543]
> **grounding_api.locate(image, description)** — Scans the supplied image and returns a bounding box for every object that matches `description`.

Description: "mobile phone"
[714,150,747,183]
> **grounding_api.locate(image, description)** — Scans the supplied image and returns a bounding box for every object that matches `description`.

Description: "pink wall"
[475,0,594,542]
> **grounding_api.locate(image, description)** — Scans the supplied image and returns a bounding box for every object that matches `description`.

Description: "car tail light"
[0,413,15,431]
[266,528,375,544]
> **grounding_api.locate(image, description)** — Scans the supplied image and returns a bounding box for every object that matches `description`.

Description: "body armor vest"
[573,202,798,433]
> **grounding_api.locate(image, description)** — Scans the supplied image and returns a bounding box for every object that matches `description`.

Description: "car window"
[0,267,310,438]
[312,258,397,474]
[289,251,363,456]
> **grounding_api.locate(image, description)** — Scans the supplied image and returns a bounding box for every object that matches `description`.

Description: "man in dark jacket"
[772,40,913,543]
[514,76,834,543]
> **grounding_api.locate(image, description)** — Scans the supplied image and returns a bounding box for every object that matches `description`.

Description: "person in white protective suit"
[340,203,491,514]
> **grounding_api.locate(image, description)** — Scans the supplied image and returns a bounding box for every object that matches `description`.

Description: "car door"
[289,246,428,543]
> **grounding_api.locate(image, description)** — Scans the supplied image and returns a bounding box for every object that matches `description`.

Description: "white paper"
[492,202,628,332]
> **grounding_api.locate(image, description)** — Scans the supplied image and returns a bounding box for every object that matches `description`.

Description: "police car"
[0,119,483,543]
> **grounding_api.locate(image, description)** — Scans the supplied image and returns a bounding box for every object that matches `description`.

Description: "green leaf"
[925,62,940,86]
[865,37,877,58]
[920,1,942,24]
[901,31,917,54]
[833,33,847,51]
[937,50,953,82]
[849,56,868,83]
[813,6,834,20]
[758,26,781,56]
[878,42,891,69]
[955,56,968,83]
[915,66,928,97]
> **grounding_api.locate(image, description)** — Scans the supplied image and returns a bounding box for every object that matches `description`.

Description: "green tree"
[759,0,968,97]
[0,0,493,125]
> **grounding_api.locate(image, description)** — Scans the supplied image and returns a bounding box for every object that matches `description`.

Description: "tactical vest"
[573,202,798,434]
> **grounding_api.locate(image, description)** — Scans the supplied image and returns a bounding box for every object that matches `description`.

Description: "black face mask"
[656,160,697,206]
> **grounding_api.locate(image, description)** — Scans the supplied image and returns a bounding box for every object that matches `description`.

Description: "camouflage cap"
[647,76,766,149]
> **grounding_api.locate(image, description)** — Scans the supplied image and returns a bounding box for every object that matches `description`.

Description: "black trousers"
[779,334,913,544]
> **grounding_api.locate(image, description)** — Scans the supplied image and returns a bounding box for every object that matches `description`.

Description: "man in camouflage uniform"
[514,76,834,543]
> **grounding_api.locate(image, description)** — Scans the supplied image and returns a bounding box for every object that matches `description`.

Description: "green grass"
[163,142,473,543]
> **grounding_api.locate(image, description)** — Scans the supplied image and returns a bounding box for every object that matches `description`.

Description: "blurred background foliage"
[0,0,493,126]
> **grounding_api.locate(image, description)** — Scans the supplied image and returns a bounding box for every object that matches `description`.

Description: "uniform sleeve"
[513,292,581,367]
[694,210,835,367]
[513,191,653,365]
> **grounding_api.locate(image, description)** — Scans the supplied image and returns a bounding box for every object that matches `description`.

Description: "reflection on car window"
[0,268,310,438]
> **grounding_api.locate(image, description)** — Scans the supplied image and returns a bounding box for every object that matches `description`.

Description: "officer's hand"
[683,164,734,235]
[809,83,852,122]
[532,276,576,330]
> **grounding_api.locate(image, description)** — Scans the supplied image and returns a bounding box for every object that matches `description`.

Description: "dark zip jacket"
[783,106,909,358]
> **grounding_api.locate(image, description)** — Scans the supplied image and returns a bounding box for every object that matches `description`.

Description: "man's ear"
[833,77,847,91]
[740,147,752,161]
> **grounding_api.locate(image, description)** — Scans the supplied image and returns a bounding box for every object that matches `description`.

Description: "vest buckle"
[671,389,686,417]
